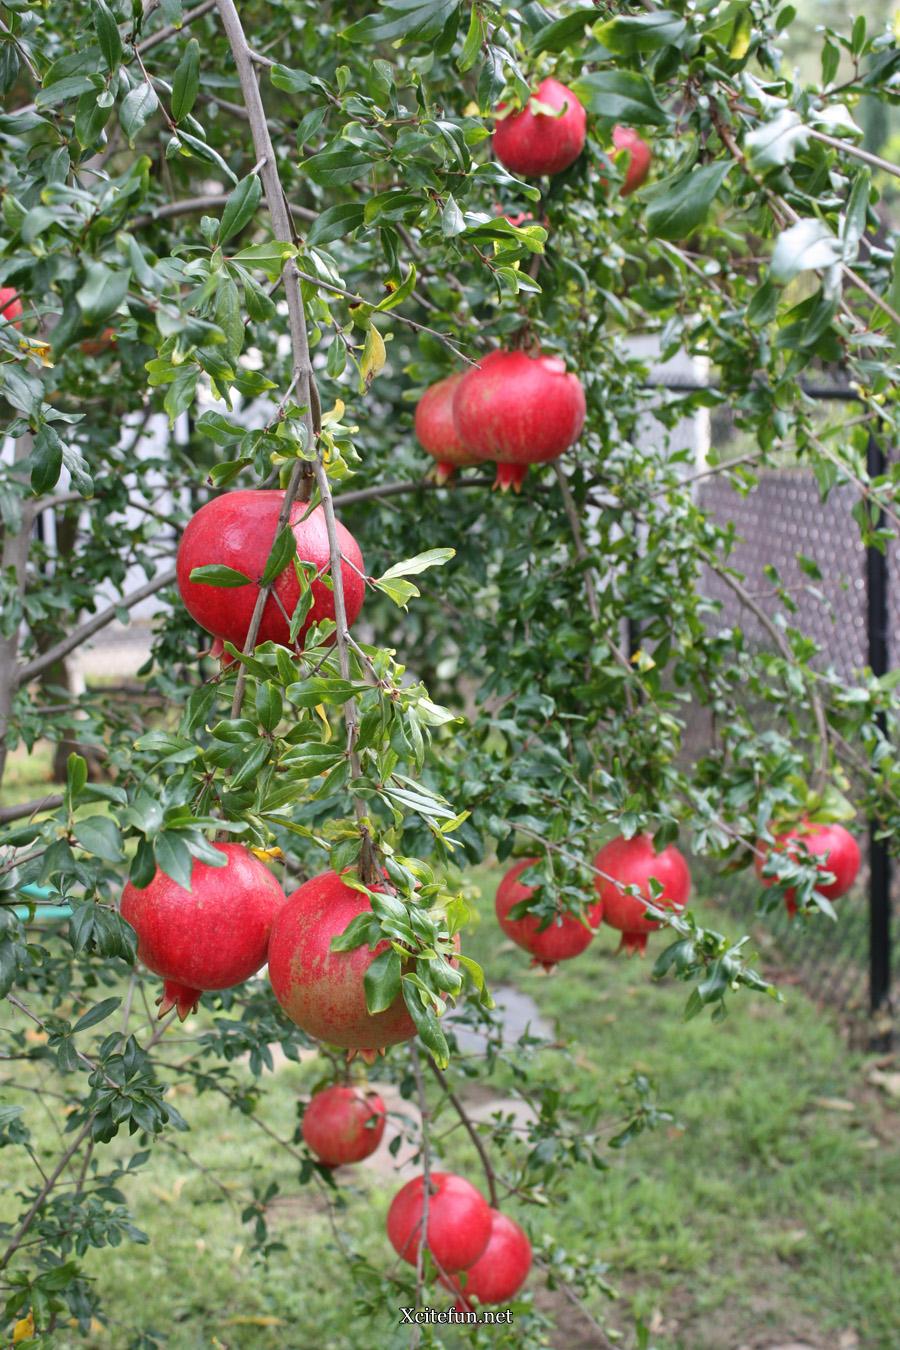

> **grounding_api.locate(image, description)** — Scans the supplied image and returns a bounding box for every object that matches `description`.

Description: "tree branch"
[16,568,177,688]
[426,1057,498,1207]
[215,0,322,717]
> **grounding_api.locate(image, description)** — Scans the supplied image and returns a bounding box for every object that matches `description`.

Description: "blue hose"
[12,883,72,922]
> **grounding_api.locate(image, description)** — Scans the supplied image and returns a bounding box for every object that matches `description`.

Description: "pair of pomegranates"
[493,76,651,196]
[496,818,862,968]
[121,853,449,1058]
[496,835,692,966]
[415,350,586,490]
[388,1172,531,1310]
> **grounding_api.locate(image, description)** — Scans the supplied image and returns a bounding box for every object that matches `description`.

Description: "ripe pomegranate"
[80,326,117,356]
[176,490,365,651]
[302,1084,386,1166]
[387,1172,493,1273]
[120,843,287,1018]
[414,373,479,482]
[453,349,585,490]
[593,834,691,955]
[442,1209,532,1309]
[0,287,23,326]
[755,819,860,916]
[493,78,586,178]
[267,871,419,1059]
[495,857,602,969]
[612,125,652,196]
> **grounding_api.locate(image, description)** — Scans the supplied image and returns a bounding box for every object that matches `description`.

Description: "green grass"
[1,860,897,1349]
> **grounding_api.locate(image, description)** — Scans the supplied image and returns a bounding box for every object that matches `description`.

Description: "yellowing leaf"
[463,101,479,116]
[320,398,345,426]
[13,1311,35,1344]
[222,1317,285,1328]
[21,338,53,368]
[314,703,333,743]
[360,324,386,390]
[251,846,285,862]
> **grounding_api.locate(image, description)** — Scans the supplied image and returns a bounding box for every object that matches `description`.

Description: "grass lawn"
[1,818,897,1348]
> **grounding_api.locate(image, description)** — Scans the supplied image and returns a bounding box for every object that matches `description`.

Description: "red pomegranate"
[493,78,586,178]
[442,1209,532,1309]
[612,125,652,196]
[593,834,691,955]
[495,857,601,970]
[176,490,365,651]
[387,1172,493,1273]
[453,349,586,490]
[754,820,860,916]
[268,871,419,1060]
[414,373,479,482]
[120,843,287,1018]
[302,1084,386,1166]
[0,287,23,326]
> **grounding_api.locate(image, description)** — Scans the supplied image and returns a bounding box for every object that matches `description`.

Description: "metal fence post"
[866,431,893,1049]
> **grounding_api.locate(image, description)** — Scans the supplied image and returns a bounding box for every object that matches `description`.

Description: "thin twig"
[426,1058,498,1207]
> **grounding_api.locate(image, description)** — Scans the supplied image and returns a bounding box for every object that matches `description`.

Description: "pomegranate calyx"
[157,981,202,1020]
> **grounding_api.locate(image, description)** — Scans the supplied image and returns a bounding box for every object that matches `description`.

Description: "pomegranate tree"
[176,490,365,651]
[755,820,860,915]
[442,1209,532,1309]
[453,349,586,490]
[495,857,602,969]
[414,373,479,482]
[493,78,586,177]
[593,834,691,955]
[387,1172,493,1272]
[120,843,287,1018]
[302,1085,386,1166]
[268,871,419,1059]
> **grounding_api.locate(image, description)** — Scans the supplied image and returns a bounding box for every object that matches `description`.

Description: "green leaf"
[73,816,123,863]
[645,162,731,241]
[30,428,63,495]
[364,949,402,1013]
[230,240,297,281]
[219,174,262,245]
[120,82,158,145]
[301,144,385,187]
[594,10,688,54]
[255,683,283,732]
[188,564,253,587]
[260,528,297,586]
[66,752,88,803]
[93,0,122,72]
[154,832,194,890]
[343,0,460,45]
[373,577,420,608]
[76,260,130,322]
[745,109,809,171]
[378,548,455,580]
[770,218,842,283]
[570,70,668,127]
[842,170,870,263]
[402,980,449,1067]
[306,203,365,246]
[73,996,121,1034]
[528,8,599,54]
[171,38,200,122]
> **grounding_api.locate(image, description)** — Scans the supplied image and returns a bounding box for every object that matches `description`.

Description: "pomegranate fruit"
[120,843,287,1018]
[0,287,22,326]
[593,834,691,955]
[495,857,601,969]
[493,78,586,178]
[612,125,651,196]
[176,490,365,651]
[267,871,419,1059]
[387,1172,493,1272]
[453,349,585,490]
[414,373,479,482]
[755,819,860,916]
[442,1209,532,1309]
[302,1084,386,1166]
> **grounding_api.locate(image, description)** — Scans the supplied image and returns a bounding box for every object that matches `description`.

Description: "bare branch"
[426,1057,499,1207]
[16,568,177,688]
